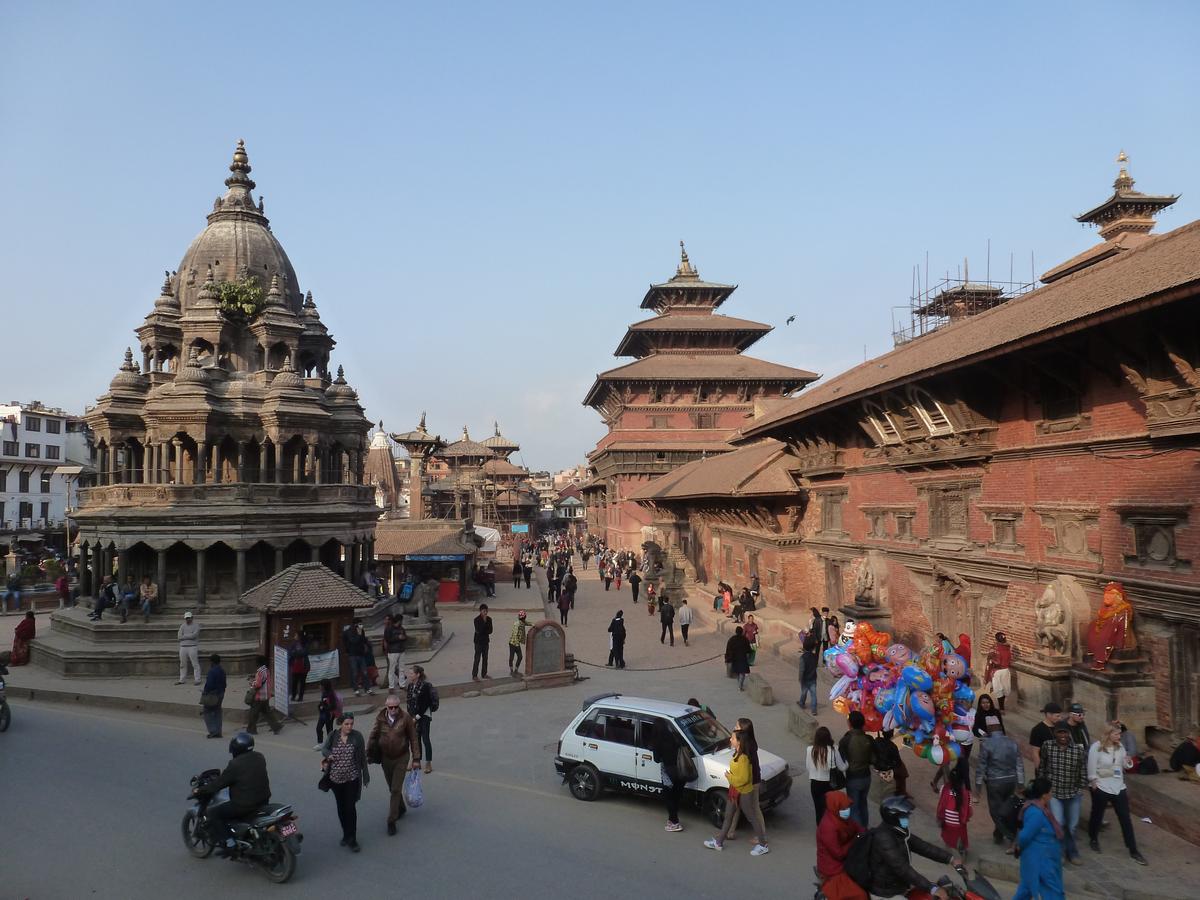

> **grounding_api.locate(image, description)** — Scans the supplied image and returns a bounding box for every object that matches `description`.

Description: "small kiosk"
[241,562,376,694]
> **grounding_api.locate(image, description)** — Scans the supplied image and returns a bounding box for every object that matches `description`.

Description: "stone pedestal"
[1070,656,1156,740]
[1012,652,1073,711]
[400,618,444,650]
[839,602,892,631]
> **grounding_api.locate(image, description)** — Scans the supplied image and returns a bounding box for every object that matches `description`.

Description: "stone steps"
[50,608,259,644]
[30,629,260,677]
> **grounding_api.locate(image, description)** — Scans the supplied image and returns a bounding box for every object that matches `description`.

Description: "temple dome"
[174,140,303,315]
[326,366,359,402]
[108,347,147,393]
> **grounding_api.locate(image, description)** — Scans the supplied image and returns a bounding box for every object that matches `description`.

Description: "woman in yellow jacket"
[705,724,770,856]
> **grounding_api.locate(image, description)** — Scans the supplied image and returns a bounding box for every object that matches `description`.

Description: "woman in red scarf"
[954,633,972,669]
[816,790,868,900]
[11,611,36,665]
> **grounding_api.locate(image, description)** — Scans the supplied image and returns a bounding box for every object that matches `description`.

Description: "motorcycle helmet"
[229,731,255,757]
[880,794,916,831]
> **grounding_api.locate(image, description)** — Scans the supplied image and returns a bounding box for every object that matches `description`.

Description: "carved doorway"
[824,559,844,611]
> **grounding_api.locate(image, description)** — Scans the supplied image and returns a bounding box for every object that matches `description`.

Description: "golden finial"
[1117,150,1129,165]
[1113,150,1134,193]
[676,241,697,277]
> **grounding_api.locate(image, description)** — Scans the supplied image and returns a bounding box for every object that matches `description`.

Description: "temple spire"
[1076,150,1178,241]
[676,240,698,278]
[225,138,256,191]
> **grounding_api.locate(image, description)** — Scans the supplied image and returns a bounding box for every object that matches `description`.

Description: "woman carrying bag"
[321,712,370,852]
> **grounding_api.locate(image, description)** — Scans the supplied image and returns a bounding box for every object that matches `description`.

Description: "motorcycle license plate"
[280,821,298,837]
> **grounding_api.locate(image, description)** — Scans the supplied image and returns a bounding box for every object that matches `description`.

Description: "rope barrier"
[573,652,724,672]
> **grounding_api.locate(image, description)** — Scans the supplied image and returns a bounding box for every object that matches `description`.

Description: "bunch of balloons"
[823,623,976,766]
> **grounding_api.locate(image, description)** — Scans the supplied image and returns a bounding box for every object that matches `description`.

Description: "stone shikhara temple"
[35,142,380,675]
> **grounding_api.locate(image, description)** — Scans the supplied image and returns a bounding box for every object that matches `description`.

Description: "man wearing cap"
[1065,703,1091,751]
[509,610,529,675]
[1030,702,1064,772]
[1038,723,1087,864]
[177,611,201,685]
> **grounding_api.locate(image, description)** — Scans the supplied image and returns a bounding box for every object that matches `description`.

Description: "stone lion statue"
[1034,584,1070,656]
[398,577,440,622]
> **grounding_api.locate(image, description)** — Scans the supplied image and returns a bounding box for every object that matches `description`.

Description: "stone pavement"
[0,573,561,723]
[673,584,1198,900]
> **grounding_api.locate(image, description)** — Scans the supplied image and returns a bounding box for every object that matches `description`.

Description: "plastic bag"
[403,768,424,809]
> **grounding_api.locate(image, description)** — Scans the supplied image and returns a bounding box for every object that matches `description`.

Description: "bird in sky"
[785,315,795,326]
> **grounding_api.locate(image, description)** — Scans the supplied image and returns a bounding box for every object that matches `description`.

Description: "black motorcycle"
[812,864,1001,900]
[182,769,302,883]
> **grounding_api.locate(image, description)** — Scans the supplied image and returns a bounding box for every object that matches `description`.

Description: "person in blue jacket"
[1013,777,1065,900]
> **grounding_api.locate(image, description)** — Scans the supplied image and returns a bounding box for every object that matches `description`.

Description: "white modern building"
[0,401,91,551]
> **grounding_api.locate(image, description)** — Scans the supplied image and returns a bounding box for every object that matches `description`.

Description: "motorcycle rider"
[195,731,271,854]
[860,795,961,899]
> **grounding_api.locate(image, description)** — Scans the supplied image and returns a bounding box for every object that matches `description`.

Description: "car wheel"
[567,763,601,801]
[704,789,728,828]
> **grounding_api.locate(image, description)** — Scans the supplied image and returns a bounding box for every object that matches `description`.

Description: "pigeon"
[785,315,795,325]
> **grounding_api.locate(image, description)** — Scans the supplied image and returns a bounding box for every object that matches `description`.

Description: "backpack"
[676,746,699,782]
[428,682,440,713]
[843,829,876,890]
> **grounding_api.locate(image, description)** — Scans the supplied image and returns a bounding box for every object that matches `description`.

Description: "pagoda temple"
[582,244,818,548]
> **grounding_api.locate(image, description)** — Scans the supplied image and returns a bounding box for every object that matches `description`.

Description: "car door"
[634,716,671,796]
[589,709,640,790]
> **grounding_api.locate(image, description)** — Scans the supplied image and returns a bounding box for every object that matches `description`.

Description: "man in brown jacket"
[367,692,422,835]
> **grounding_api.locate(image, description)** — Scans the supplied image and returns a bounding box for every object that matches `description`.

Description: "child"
[936,765,971,856]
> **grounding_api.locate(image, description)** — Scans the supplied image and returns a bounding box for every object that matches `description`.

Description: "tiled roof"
[481,458,527,476]
[1040,232,1153,283]
[627,439,794,501]
[374,523,477,557]
[584,354,818,406]
[626,313,772,332]
[589,439,734,458]
[241,563,375,612]
[437,438,496,459]
[741,218,1200,440]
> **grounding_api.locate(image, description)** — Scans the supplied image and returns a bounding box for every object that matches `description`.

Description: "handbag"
[318,771,332,793]
[200,692,221,709]
[829,766,847,790]
[244,687,257,706]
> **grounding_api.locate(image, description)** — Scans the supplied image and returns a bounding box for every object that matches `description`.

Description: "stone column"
[236,548,247,598]
[310,542,320,563]
[195,546,207,608]
[142,347,150,373]
[236,444,246,483]
[91,543,101,597]
[117,547,128,588]
[110,445,120,484]
[156,548,167,608]
[173,439,185,485]
[143,444,152,484]
[292,447,302,484]
[346,541,358,585]
[79,541,91,596]
[213,443,223,484]
[275,444,284,484]
[274,546,285,574]
[258,442,268,484]
[100,545,111,586]
[314,444,323,485]
[410,457,424,520]
[306,441,317,483]
[196,440,208,485]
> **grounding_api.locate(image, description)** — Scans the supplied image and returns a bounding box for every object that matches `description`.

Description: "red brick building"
[582,244,817,549]
[633,162,1200,745]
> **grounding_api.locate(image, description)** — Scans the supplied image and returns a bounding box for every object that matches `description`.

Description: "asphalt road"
[0,683,823,900]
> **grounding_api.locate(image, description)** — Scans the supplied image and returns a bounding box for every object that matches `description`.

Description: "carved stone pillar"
[292,447,302,484]
[195,546,207,608]
[79,541,91,596]
[274,546,285,574]
[310,542,320,563]
[117,547,128,589]
[313,444,322,484]
[91,543,102,597]
[259,442,268,484]
[143,444,153,484]
[236,548,247,597]
[156,548,167,608]
[213,443,223,484]
[236,444,246,483]
[196,440,208,485]
[275,443,284,484]
[174,439,185,485]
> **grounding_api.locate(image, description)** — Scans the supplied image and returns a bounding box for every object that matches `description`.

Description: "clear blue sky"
[3,2,1197,470]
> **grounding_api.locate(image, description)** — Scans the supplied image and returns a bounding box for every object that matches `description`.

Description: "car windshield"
[675,710,731,754]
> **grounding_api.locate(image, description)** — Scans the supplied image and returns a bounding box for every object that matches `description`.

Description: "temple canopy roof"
[1076,151,1178,241]
[480,421,520,456]
[640,242,736,313]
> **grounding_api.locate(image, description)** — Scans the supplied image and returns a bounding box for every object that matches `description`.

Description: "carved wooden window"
[1039,373,1081,421]
[1117,507,1191,572]
[695,413,715,429]
[820,491,847,534]
[648,384,661,403]
[747,549,760,578]
[895,513,914,540]
[767,569,778,588]
[908,387,954,436]
[650,416,671,429]
[863,401,901,444]
[724,545,733,571]
[929,488,969,539]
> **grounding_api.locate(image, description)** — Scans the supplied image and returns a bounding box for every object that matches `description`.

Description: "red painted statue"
[1086,582,1136,670]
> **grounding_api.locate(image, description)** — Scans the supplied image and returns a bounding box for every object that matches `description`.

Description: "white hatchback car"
[555,693,792,826]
